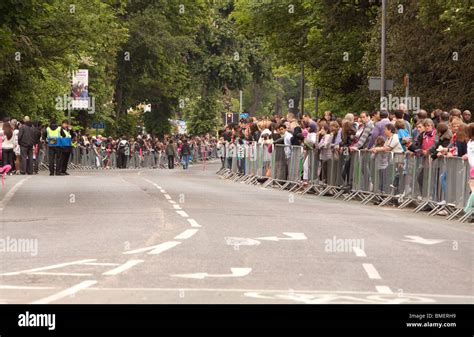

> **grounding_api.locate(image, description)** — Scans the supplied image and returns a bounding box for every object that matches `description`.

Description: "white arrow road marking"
[187,219,201,228]
[172,268,252,279]
[123,241,181,255]
[174,229,199,240]
[352,247,367,257]
[403,235,445,245]
[255,232,307,242]
[363,263,382,280]
[31,280,97,304]
[103,260,144,276]
[225,237,261,246]
[0,259,96,276]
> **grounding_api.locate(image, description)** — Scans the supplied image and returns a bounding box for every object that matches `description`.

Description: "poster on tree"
[71,69,89,109]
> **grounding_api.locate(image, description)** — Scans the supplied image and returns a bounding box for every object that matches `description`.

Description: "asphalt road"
[0,161,472,304]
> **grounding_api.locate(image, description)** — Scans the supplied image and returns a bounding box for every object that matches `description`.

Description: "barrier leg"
[458,210,472,223]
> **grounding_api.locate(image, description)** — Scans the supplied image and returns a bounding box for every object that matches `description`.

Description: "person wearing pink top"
[421,119,437,154]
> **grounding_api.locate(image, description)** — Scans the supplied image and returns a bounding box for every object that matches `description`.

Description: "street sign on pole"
[239,90,243,113]
[369,77,393,91]
[300,63,304,118]
[225,113,233,125]
[92,122,105,129]
[404,73,409,102]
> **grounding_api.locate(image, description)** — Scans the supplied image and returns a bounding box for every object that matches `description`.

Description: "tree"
[233,0,379,115]
[364,0,474,111]
[113,0,208,136]
[0,0,127,123]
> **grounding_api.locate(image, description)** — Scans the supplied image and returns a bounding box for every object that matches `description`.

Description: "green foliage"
[233,0,378,113]
[104,114,137,138]
[0,0,127,123]
[143,101,173,136]
[1,0,471,132]
[187,94,222,135]
[364,0,473,111]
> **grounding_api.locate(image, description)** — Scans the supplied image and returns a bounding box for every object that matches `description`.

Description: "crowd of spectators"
[216,106,474,214]
[0,116,217,175]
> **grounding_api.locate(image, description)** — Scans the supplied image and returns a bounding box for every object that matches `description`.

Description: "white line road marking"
[0,177,30,211]
[82,287,474,300]
[255,232,306,241]
[172,268,252,279]
[164,194,172,200]
[376,286,393,294]
[173,204,181,209]
[174,229,199,240]
[124,241,181,255]
[353,247,367,257]
[176,210,189,218]
[187,219,201,228]
[82,262,120,266]
[103,260,144,276]
[144,179,164,191]
[143,178,154,185]
[0,259,96,276]
[148,241,181,255]
[31,272,92,276]
[31,280,97,304]
[168,200,176,204]
[160,190,166,193]
[363,263,382,280]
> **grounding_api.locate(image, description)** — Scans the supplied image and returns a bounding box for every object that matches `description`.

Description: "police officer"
[59,119,73,175]
[46,120,61,176]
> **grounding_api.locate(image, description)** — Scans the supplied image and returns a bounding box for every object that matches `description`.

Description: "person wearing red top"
[421,119,437,155]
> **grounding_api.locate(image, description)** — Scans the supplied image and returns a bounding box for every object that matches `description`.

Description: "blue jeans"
[440,171,447,199]
[182,155,189,169]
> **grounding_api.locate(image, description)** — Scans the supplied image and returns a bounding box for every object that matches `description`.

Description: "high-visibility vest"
[60,128,72,147]
[47,127,60,147]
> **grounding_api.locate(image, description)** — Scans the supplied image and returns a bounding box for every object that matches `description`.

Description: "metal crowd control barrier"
[258,144,304,190]
[217,140,472,222]
[40,143,217,171]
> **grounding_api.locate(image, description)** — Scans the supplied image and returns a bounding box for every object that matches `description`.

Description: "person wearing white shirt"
[277,124,293,159]
[302,124,317,183]
[11,120,20,173]
[276,124,293,180]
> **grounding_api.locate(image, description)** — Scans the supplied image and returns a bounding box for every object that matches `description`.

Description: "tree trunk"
[249,81,262,116]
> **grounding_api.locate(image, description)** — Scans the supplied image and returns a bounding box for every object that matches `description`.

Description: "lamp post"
[380,0,387,107]
[300,63,305,118]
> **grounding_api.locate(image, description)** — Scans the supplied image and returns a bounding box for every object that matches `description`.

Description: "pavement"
[0,161,472,304]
